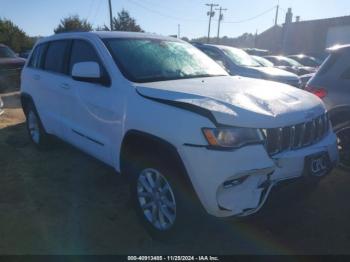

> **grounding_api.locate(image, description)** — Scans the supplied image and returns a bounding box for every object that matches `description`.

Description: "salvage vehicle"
[194,43,301,87]
[0,44,26,92]
[306,44,350,170]
[21,32,339,239]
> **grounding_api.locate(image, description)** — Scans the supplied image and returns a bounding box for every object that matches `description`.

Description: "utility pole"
[215,7,227,43]
[178,24,181,38]
[108,0,113,31]
[206,3,218,43]
[274,0,279,25]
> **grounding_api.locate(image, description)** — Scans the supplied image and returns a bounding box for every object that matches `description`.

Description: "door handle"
[60,83,71,90]
[33,74,40,80]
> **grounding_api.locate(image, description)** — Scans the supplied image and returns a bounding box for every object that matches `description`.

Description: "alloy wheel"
[137,168,176,231]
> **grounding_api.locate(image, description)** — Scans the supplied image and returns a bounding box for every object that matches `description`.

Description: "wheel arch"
[120,130,185,175]
[120,130,196,189]
[20,92,35,114]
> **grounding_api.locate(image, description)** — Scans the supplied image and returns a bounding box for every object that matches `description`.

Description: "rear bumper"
[179,131,338,217]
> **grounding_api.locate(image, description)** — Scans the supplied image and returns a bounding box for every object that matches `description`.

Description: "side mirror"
[72,62,104,84]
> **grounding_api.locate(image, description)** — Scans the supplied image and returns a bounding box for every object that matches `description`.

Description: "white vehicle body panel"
[21,32,339,218]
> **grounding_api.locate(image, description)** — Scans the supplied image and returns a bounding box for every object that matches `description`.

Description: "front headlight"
[202,127,264,149]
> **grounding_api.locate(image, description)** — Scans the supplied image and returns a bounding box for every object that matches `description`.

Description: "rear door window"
[44,40,70,74]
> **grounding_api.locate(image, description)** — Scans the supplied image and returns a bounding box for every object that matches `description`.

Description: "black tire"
[24,103,51,149]
[334,121,350,171]
[127,153,203,241]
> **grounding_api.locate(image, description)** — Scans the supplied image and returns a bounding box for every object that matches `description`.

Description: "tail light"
[305,85,327,99]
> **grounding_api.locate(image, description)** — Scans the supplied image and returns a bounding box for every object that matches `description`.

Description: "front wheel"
[334,121,350,171]
[129,155,201,240]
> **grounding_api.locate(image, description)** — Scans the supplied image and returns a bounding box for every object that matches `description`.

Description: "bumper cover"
[179,131,338,217]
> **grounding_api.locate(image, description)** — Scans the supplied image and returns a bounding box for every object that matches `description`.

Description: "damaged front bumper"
[180,131,338,218]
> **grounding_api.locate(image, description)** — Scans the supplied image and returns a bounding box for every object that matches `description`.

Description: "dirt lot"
[0,92,350,255]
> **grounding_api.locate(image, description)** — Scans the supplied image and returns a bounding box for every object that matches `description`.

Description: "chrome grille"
[264,113,330,155]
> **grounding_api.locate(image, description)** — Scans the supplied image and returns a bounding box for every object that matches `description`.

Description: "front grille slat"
[264,113,330,156]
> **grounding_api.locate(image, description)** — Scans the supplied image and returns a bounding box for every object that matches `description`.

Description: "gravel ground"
[0,92,349,255]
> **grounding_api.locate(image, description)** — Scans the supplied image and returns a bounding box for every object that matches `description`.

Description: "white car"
[21,32,338,239]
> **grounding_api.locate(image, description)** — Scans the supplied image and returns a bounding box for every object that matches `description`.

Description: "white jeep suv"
[21,32,338,238]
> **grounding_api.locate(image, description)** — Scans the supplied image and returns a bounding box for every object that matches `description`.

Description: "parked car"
[287,54,322,68]
[243,48,269,57]
[0,97,3,115]
[0,44,26,92]
[194,44,301,87]
[21,32,338,239]
[251,55,274,67]
[300,73,315,89]
[264,55,316,76]
[306,44,350,170]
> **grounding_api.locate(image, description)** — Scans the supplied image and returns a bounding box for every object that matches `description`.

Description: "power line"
[91,0,103,25]
[86,0,96,20]
[127,0,276,26]
[221,6,276,24]
[128,0,207,23]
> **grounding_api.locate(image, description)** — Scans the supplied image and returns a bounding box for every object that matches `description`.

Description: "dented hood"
[135,76,326,128]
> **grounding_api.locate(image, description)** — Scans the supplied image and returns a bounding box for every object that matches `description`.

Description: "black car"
[264,55,316,76]
[0,44,26,92]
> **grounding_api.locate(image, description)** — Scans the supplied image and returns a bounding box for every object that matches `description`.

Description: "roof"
[37,31,181,44]
[326,44,350,52]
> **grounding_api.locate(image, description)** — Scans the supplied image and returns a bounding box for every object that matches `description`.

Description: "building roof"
[285,15,350,26]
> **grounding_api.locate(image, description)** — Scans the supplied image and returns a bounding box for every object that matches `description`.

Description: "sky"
[1,0,350,39]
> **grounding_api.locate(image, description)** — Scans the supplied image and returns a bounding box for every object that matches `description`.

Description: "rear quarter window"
[317,53,339,76]
[28,43,48,69]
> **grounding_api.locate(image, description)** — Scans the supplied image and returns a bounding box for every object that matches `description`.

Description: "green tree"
[54,15,92,34]
[112,9,143,32]
[95,24,110,31]
[0,19,34,52]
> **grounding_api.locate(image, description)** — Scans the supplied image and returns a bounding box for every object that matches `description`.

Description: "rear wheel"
[24,103,50,149]
[334,121,350,171]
